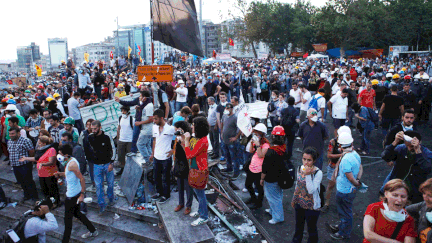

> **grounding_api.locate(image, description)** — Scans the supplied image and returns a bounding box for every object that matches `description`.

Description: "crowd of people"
[1,54,432,242]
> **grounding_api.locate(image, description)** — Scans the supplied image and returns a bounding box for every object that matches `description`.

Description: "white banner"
[237,104,252,137]
[80,94,140,138]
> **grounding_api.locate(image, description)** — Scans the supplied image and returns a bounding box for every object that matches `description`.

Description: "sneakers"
[81,230,99,239]
[158,196,170,204]
[191,217,208,226]
[0,202,6,210]
[190,211,199,218]
[126,152,137,157]
[265,209,271,215]
[330,232,349,240]
[268,219,283,224]
[151,194,162,200]
[325,222,339,234]
[242,188,248,193]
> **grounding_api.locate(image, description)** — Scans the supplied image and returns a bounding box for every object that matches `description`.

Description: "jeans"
[87,160,95,183]
[381,118,399,136]
[13,163,38,200]
[137,134,152,162]
[94,163,114,208]
[193,188,208,220]
[131,125,141,153]
[264,181,284,222]
[74,119,85,134]
[345,108,355,127]
[177,178,193,208]
[154,158,172,198]
[269,116,279,128]
[251,88,257,102]
[292,204,320,243]
[176,102,187,113]
[197,96,206,112]
[336,191,357,237]
[361,127,372,153]
[380,167,395,193]
[209,126,220,156]
[220,138,227,159]
[169,100,176,117]
[62,193,96,243]
[224,142,241,176]
[285,135,295,160]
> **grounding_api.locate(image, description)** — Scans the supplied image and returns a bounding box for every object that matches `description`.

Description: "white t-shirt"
[289,89,302,108]
[118,115,135,142]
[329,94,348,119]
[332,83,341,95]
[152,123,175,160]
[141,103,154,136]
[175,87,188,102]
[311,94,326,119]
[300,91,311,111]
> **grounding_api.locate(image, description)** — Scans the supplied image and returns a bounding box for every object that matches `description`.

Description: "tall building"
[48,38,68,70]
[203,21,222,58]
[34,54,50,72]
[16,42,41,69]
[72,43,116,66]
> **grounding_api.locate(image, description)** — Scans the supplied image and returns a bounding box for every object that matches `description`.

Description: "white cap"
[253,123,267,133]
[338,132,354,145]
[388,69,394,73]
[337,126,352,136]
[273,71,278,75]
[5,104,15,111]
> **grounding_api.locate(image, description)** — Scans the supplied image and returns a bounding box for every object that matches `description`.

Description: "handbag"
[187,138,209,189]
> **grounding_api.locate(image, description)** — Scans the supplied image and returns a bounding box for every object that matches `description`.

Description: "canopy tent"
[202,57,239,64]
[306,54,330,60]
[327,48,361,58]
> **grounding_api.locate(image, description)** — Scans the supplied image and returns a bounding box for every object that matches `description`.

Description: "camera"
[174,130,184,136]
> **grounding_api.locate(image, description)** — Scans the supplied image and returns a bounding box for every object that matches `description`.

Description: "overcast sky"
[0,0,326,62]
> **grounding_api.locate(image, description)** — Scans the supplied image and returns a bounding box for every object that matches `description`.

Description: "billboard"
[49,40,68,68]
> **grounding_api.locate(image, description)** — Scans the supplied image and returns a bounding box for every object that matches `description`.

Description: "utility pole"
[116,17,120,57]
[151,0,154,64]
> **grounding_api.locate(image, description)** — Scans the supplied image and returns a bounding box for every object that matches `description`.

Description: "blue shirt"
[65,158,81,197]
[336,151,361,194]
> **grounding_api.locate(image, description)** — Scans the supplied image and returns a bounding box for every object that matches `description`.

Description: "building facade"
[48,38,68,70]
[203,21,222,58]
[72,43,116,67]
[16,42,41,70]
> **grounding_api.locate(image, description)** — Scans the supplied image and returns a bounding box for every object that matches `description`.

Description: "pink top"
[249,143,270,173]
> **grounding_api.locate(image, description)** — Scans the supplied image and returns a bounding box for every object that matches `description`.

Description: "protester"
[406,178,432,242]
[352,103,375,155]
[80,118,96,191]
[280,96,299,159]
[261,126,286,224]
[379,85,405,137]
[135,90,154,163]
[291,147,323,243]
[182,117,210,226]
[207,97,219,159]
[383,109,416,147]
[48,115,64,144]
[59,117,79,143]
[23,200,58,243]
[61,132,87,175]
[116,106,134,176]
[220,103,242,179]
[327,88,349,137]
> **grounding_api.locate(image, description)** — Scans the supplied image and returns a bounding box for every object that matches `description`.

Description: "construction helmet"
[136,81,141,87]
[337,126,352,136]
[37,84,44,89]
[271,126,285,136]
[118,84,124,88]
[28,85,33,89]
[7,99,16,104]
[404,75,412,80]
[338,132,353,146]
[53,93,61,98]
[6,94,14,99]
[46,97,54,102]
[253,123,267,134]
[392,74,400,79]
[371,80,379,85]
[25,90,31,93]
[64,117,75,125]
[386,73,393,78]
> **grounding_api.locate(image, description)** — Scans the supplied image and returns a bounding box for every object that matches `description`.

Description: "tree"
[291,0,317,52]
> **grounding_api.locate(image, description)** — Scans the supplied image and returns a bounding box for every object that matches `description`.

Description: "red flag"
[303,52,309,58]
[6,80,12,85]
[138,45,142,56]
[212,50,217,58]
[110,51,113,59]
[229,38,234,46]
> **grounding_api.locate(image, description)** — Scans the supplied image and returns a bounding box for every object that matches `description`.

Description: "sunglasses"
[310,111,317,115]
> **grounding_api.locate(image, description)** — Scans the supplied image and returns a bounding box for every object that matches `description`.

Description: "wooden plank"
[156,192,214,243]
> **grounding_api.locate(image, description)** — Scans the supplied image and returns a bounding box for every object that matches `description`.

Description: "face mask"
[5,114,11,118]
[220,101,227,106]
[57,154,65,163]
[180,84,185,88]
[272,95,277,100]
[311,116,318,122]
[224,110,230,115]
[426,212,432,223]
[383,203,406,222]
[122,114,127,119]
[139,101,143,105]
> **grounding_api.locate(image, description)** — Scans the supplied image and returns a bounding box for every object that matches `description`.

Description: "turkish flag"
[6,80,13,85]
[212,50,217,58]
[303,52,309,58]
[229,38,234,46]
[110,51,113,59]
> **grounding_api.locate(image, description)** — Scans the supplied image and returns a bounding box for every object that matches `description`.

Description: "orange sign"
[291,52,304,57]
[312,43,328,52]
[136,65,173,82]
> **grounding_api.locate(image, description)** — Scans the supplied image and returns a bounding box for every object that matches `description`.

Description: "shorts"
[326,164,336,180]
[333,118,346,129]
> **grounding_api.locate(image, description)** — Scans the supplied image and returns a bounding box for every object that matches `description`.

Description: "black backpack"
[278,159,295,189]
[3,212,38,243]
[267,101,276,112]
[118,115,133,129]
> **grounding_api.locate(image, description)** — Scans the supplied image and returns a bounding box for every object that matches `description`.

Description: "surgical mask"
[402,122,413,132]
[5,114,11,118]
[220,101,227,106]
[122,114,127,119]
[383,203,407,222]
[224,110,230,115]
[311,116,318,122]
[180,84,185,88]
[139,101,143,105]
[272,95,277,100]
[57,154,66,165]
[426,212,432,223]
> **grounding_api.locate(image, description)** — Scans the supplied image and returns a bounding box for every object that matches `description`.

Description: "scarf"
[269,144,286,156]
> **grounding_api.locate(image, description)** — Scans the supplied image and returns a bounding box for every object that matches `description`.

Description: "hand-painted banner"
[312,44,328,52]
[80,94,140,138]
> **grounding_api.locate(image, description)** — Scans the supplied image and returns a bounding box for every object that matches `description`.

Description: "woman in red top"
[20,136,60,208]
[183,117,209,227]
[363,179,417,243]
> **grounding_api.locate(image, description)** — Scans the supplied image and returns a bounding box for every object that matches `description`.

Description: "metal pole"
[151,0,154,64]
[116,17,120,58]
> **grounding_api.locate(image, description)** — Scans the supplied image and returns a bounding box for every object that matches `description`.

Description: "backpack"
[118,115,133,129]
[278,159,295,189]
[366,107,379,128]
[267,101,276,112]
[304,167,326,209]
[308,95,324,111]
[280,109,296,129]
[3,212,38,243]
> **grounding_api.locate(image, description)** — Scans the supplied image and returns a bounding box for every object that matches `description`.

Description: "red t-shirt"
[185,137,209,171]
[37,148,58,177]
[359,89,376,108]
[363,201,417,243]
[0,116,5,137]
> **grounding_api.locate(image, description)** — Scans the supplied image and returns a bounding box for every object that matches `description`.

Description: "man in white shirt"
[289,82,302,111]
[310,88,327,123]
[67,92,84,133]
[150,109,175,204]
[136,90,154,163]
[327,88,349,137]
[299,84,311,123]
[174,80,188,113]
[116,106,135,176]
[76,69,91,97]
[332,78,342,95]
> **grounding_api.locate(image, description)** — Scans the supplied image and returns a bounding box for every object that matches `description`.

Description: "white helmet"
[386,73,393,78]
[253,123,267,134]
[338,132,353,146]
[337,126,351,136]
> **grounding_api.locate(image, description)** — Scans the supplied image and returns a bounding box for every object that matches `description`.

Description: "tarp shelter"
[202,57,239,64]
[327,48,361,58]
[306,54,330,61]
